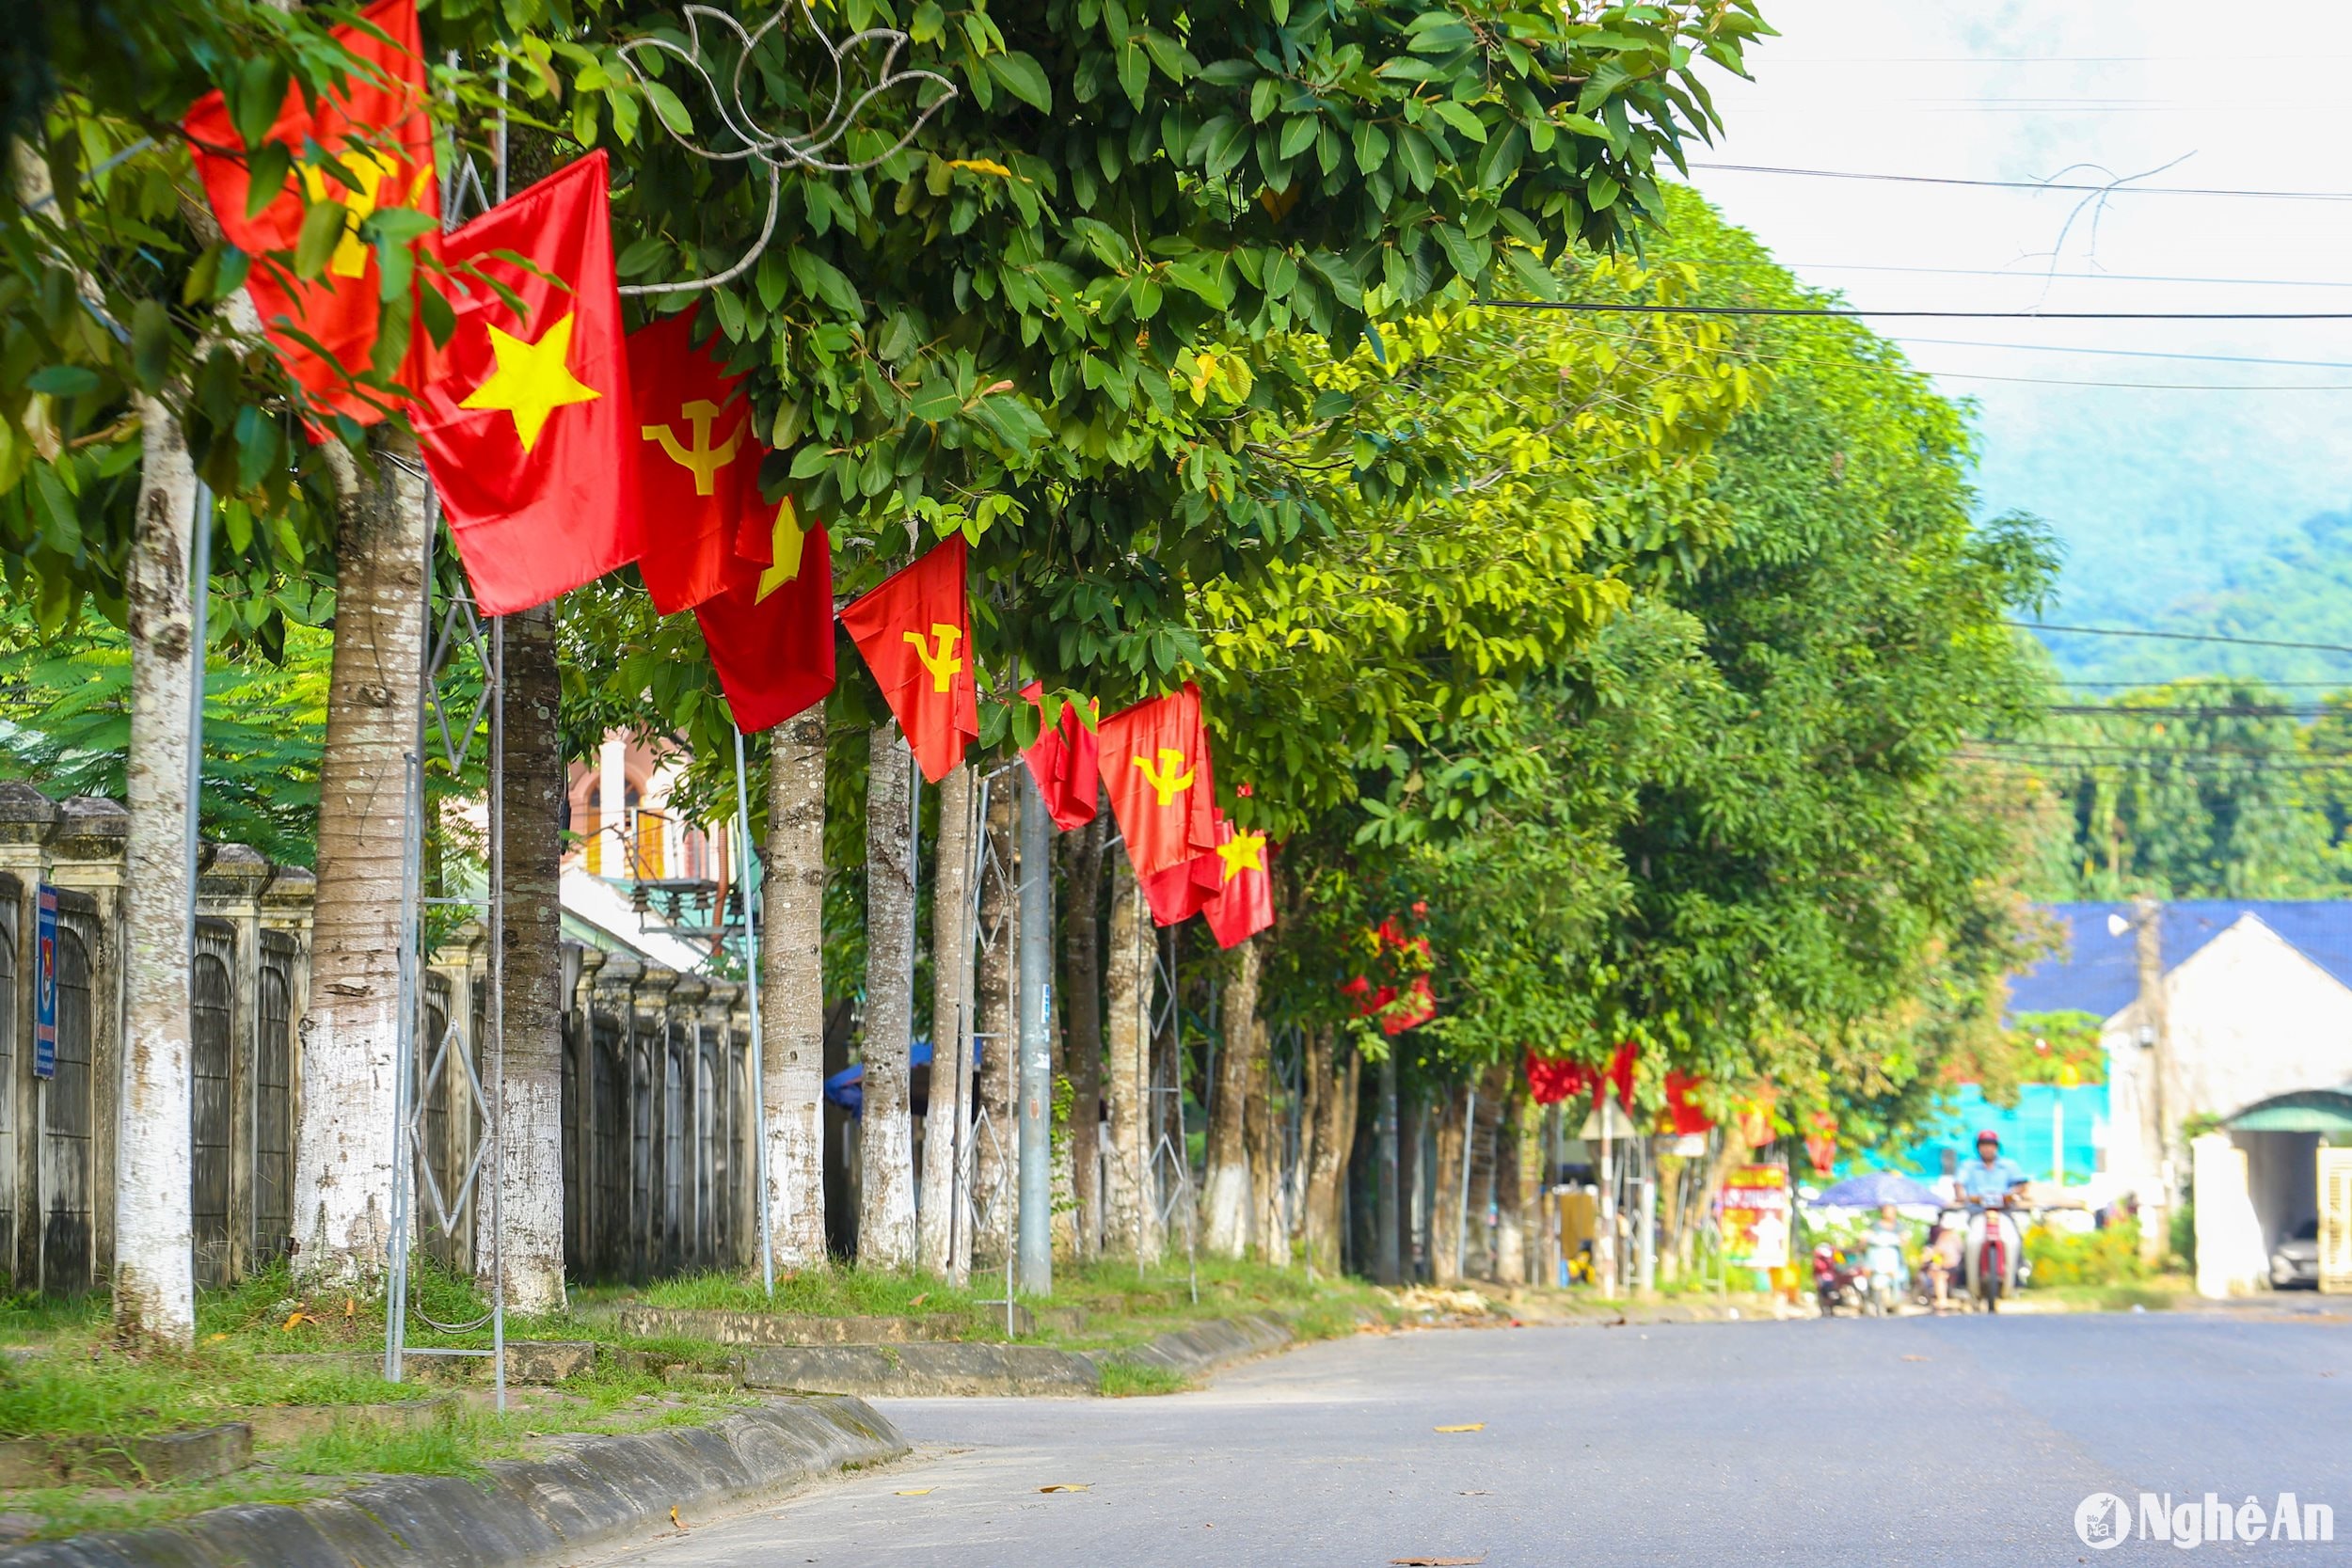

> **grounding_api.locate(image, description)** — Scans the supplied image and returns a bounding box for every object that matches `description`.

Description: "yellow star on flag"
[1216,830,1266,884]
[459,312,599,452]
[755,497,807,603]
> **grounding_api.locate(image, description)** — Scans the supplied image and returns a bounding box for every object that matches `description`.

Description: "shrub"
[2026,1220,2149,1287]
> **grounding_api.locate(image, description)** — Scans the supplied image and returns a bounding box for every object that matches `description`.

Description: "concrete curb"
[0,1397,906,1568]
[739,1313,1298,1398]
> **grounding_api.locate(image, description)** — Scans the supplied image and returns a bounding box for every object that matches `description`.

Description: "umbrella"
[1809,1170,1942,1210]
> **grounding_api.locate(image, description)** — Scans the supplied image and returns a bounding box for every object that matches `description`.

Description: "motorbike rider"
[1956,1130,2027,1305]
[1862,1203,1908,1313]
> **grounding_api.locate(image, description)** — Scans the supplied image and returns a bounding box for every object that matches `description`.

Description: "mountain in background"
[2035,501,2352,689]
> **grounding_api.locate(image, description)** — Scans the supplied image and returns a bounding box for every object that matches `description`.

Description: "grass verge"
[1095,1360,1192,1398]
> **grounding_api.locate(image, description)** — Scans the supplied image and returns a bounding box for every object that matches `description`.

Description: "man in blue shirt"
[1957,1130,2026,1206]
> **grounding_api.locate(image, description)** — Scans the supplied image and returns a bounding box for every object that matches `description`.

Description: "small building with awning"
[2191,1085,2352,1298]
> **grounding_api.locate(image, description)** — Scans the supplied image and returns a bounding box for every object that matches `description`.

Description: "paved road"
[608,1310,2352,1566]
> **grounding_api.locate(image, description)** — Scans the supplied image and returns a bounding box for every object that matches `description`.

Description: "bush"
[2026,1220,2149,1287]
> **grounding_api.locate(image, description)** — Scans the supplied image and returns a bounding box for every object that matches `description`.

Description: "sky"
[1690,1,2352,635]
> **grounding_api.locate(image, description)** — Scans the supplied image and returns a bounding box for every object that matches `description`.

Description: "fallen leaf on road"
[1900,1354,1930,1363]
[1434,1424,1486,1433]
[1391,1557,1485,1565]
[1457,1490,1491,1497]
[669,1507,686,1530]
[1039,1484,1090,1493]
[894,1489,933,1497]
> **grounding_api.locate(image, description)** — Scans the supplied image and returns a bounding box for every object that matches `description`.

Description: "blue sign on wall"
[33,885,56,1081]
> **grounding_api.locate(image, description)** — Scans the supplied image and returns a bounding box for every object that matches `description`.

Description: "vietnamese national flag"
[628,309,759,614]
[1020,682,1100,832]
[1097,682,1216,879]
[839,536,978,783]
[1203,820,1274,948]
[409,151,642,615]
[1141,844,1220,927]
[695,514,836,734]
[183,0,436,423]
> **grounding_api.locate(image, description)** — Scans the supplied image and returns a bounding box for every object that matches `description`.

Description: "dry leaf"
[280,1311,315,1331]
[1900,1354,1930,1363]
[1391,1557,1485,1565]
[343,1296,358,1320]
[205,1332,228,1343]
[895,1489,934,1497]
[1457,1490,1491,1497]
[1434,1423,1486,1433]
[669,1506,686,1530]
[909,1293,930,1307]
[1038,1484,1090,1494]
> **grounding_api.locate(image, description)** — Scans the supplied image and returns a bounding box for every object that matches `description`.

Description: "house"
[2010,902,2352,1294]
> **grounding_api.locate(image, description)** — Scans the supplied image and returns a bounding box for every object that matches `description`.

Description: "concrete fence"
[0,783,754,1296]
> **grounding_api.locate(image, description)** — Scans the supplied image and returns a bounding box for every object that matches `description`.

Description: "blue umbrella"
[1809,1170,1942,1210]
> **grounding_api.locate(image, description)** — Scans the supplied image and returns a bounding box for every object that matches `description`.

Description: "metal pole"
[385,487,437,1383]
[487,616,506,1413]
[1014,767,1052,1294]
[1637,1148,1657,1295]
[1375,1053,1401,1285]
[1456,1088,1476,1281]
[733,728,775,1297]
[183,481,212,952]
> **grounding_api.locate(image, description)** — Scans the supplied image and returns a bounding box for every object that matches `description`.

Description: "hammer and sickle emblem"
[640,400,745,495]
[904,624,963,692]
[1133,748,1195,808]
[298,148,402,278]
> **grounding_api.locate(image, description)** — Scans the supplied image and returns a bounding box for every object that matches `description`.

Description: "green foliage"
[2025,1220,2148,1288]
[1096,1359,1189,1397]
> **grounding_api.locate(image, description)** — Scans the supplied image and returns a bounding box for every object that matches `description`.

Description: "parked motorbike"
[1812,1243,1870,1316]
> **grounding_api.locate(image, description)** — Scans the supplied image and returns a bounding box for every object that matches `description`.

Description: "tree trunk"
[1100,848,1158,1261]
[1200,937,1256,1258]
[1059,810,1104,1260]
[1302,1032,1358,1275]
[295,429,428,1285]
[1430,1082,1470,1286]
[916,763,972,1279]
[1494,1088,1529,1286]
[969,784,1014,1267]
[1246,1013,1283,1263]
[762,707,829,1269]
[857,722,918,1268]
[1394,1087,1421,1283]
[114,393,198,1347]
[1464,1063,1507,1280]
[482,603,564,1312]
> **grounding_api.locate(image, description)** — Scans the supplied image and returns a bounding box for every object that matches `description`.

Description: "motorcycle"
[1812,1243,1871,1316]
[1955,1195,2030,1312]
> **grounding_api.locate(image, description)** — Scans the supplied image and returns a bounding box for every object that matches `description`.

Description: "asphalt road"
[606,1308,2352,1567]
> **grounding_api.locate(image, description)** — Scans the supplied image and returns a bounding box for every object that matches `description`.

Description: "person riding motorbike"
[1955,1130,2027,1309]
[1861,1203,1909,1315]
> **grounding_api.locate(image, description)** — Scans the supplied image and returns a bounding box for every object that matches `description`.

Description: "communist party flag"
[1020,682,1100,832]
[1097,682,1216,879]
[183,0,435,423]
[838,536,978,782]
[695,510,836,733]
[409,151,642,616]
[627,309,762,613]
[1141,840,1220,927]
[1203,819,1274,948]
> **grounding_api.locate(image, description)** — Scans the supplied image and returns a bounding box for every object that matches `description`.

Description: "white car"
[2270,1219,2320,1291]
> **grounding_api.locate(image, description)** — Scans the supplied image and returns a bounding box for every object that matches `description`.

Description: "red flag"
[695,514,836,734]
[183,0,436,423]
[838,536,978,783]
[1662,1070,1713,1135]
[1020,683,1100,832]
[1203,821,1274,948]
[628,309,759,613]
[1097,683,1216,878]
[1141,844,1221,927]
[409,151,642,615]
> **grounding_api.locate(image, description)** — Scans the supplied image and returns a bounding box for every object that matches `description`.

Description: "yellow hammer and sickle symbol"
[640,400,745,496]
[298,147,401,278]
[904,624,963,692]
[1133,748,1195,808]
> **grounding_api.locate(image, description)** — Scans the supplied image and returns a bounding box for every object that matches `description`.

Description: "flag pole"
[734,726,776,1297]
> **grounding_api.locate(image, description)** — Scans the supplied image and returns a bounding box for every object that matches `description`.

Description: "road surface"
[607,1308,2352,1566]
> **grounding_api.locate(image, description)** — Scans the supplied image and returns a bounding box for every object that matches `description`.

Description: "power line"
[1474,302,2352,322]
[1899,339,2352,373]
[1685,162,2352,203]
[2009,622,2352,657]
[1740,262,2352,292]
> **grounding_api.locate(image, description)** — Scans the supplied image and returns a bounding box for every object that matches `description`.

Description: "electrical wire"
[1684,162,2352,203]
[2008,623,2352,656]
[1472,302,2352,322]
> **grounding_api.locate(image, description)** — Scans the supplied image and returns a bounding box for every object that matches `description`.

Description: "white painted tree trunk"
[294,429,428,1285]
[481,603,564,1313]
[762,709,830,1269]
[1101,853,1161,1263]
[1199,938,1257,1258]
[115,393,199,1348]
[916,763,972,1280]
[857,723,918,1268]
[970,787,1015,1267]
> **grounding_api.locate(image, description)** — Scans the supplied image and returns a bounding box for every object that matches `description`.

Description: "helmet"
[1975,1129,2001,1150]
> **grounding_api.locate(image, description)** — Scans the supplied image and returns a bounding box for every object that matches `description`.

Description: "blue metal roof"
[2008,902,2352,1020]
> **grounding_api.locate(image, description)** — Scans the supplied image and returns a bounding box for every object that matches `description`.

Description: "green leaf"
[788,444,833,479]
[292,197,350,280]
[642,80,695,138]
[1278,116,1318,160]
[1200,116,1249,181]
[27,365,99,398]
[616,236,669,279]
[244,142,292,220]
[989,52,1054,113]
